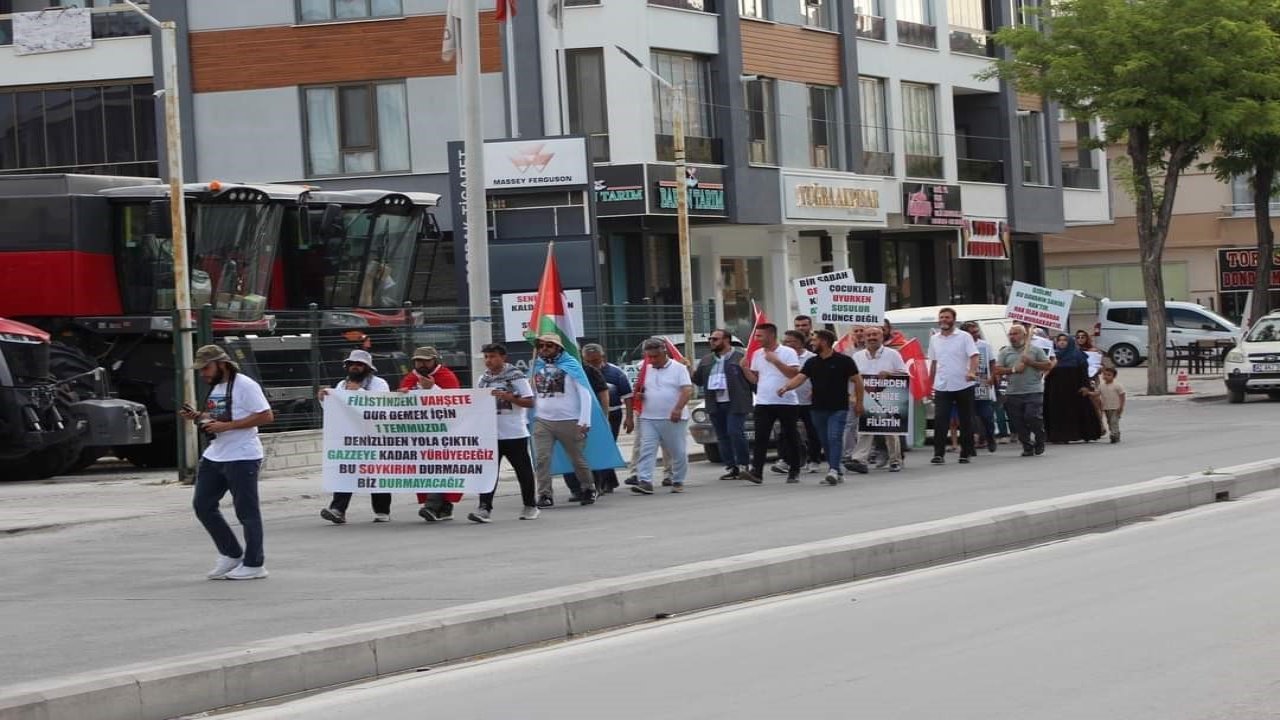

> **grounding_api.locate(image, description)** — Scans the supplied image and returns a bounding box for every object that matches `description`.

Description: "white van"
[1094,300,1239,367]
[886,304,1014,356]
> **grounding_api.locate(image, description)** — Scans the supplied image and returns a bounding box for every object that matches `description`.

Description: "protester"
[848,327,907,473]
[1098,366,1127,444]
[563,357,611,500]
[691,329,752,480]
[567,343,631,494]
[962,321,998,454]
[995,325,1052,456]
[179,344,274,581]
[631,339,694,495]
[882,319,908,349]
[781,329,823,475]
[399,347,463,522]
[780,329,863,485]
[739,323,803,484]
[1045,333,1104,443]
[319,350,391,524]
[1076,329,1108,423]
[530,334,598,507]
[793,315,814,341]
[927,308,979,464]
[471,343,539,522]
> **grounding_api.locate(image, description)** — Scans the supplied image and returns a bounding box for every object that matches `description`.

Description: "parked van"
[886,304,1014,356]
[1093,300,1239,367]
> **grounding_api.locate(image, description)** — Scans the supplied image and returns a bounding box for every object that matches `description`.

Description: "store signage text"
[904,183,963,226]
[1217,247,1280,291]
[958,219,1010,260]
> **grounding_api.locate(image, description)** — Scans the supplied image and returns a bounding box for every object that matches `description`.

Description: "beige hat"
[535,334,563,348]
[342,349,377,371]
[193,344,238,370]
[412,346,440,361]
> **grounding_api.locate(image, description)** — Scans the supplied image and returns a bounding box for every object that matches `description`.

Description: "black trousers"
[752,404,801,476]
[799,406,823,464]
[933,387,976,458]
[564,409,623,493]
[330,492,391,515]
[481,438,538,510]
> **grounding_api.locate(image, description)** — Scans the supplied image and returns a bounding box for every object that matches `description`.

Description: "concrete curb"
[4,458,1279,720]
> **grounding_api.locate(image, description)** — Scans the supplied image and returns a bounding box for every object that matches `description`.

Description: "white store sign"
[484,137,589,190]
[501,289,585,342]
[782,171,888,226]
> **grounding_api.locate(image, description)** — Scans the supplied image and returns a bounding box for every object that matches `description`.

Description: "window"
[897,0,936,47]
[1014,0,1042,30]
[802,0,833,30]
[902,82,941,178]
[858,77,892,175]
[1168,308,1228,332]
[740,0,766,18]
[948,0,993,55]
[1107,307,1147,326]
[898,0,932,24]
[808,86,836,169]
[304,81,410,176]
[853,0,885,39]
[651,51,720,164]
[1019,110,1048,185]
[298,0,401,23]
[566,48,610,163]
[0,81,157,176]
[745,78,776,164]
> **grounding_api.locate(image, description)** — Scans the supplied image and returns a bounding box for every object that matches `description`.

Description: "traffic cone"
[1175,369,1192,395]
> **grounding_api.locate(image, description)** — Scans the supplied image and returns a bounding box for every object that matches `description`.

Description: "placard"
[903,183,963,226]
[12,7,92,56]
[858,377,913,436]
[792,270,887,325]
[501,289,584,342]
[1005,281,1073,331]
[322,390,498,494]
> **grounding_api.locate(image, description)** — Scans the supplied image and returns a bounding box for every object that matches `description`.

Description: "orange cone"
[1175,369,1192,395]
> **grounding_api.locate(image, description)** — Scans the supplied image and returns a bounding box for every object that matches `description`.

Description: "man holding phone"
[398,347,463,521]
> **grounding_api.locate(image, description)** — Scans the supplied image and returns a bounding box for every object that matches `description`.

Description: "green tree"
[984,0,1280,393]
[1208,135,1280,326]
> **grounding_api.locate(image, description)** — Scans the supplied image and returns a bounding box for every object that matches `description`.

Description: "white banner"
[1005,281,1074,331]
[793,270,887,325]
[501,289,584,342]
[485,137,589,190]
[13,7,92,56]
[322,390,498,494]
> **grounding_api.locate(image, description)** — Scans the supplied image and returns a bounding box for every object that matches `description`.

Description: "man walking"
[927,308,979,464]
[631,339,693,495]
[782,329,823,475]
[179,345,274,580]
[739,323,802,484]
[995,324,1052,456]
[962,321,999,454]
[399,347,464,522]
[470,343,540,522]
[531,334,598,507]
[565,344,629,495]
[691,329,752,480]
[319,350,392,524]
[848,326,908,473]
[779,329,863,485]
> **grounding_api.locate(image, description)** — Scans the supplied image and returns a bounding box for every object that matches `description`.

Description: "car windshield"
[1246,318,1280,343]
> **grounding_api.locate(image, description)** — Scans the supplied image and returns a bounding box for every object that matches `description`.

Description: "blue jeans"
[974,399,996,446]
[808,408,848,472]
[637,418,689,485]
[193,458,265,567]
[709,401,749,469]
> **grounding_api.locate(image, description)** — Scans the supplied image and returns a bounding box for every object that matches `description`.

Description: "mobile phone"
[182,403,196,413]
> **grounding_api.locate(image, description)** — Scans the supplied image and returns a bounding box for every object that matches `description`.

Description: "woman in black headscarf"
[1044,333,1104,443]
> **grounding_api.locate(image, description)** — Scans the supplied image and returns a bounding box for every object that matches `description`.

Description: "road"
[217,488,1280,720]
[0,395,1276,688]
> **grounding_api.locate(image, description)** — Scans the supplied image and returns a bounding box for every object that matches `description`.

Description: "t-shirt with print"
[800,352,859,412]
[334,376,390,393]
[973,338,995,401]
[638,360,692,421]
[927,330,978,392]
[481,376,534,440]
[533,359,593,426]
[751,346,801,406]
[202,373,272,462]
[998,344,1049,395]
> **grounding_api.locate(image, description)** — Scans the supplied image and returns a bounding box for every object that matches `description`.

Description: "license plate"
[1253,363,1280,373]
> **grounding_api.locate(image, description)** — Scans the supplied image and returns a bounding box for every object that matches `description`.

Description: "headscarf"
[1053,333,1088,368]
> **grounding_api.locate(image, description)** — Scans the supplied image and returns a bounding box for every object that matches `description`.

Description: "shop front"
[1217,246,1280,321]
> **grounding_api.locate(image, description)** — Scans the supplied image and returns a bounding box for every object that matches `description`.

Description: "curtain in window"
[1019,111,1045,184]
[299,0,330,21]
[376,82,410,172]
[947,0,985,30]
[853,0,880,14]
[651,51,712,138]
[898,0,931,24]
[859,77,887,153]
[305,87,340,176]
[901,82,938,156]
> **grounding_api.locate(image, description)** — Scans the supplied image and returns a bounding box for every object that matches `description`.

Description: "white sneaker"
[206,555,242,580]
[519,505,540,520]
[225,564,269,580]
[373,513,391,523]
[807,461,824,474]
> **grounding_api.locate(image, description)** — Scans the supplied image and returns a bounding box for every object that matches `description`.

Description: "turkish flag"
[743,300,768,364]
[495,0,517,21]
[899,338,932,401]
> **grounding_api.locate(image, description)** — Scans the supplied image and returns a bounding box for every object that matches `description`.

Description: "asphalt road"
[217,488,1280,720]
[1,395,1277,688]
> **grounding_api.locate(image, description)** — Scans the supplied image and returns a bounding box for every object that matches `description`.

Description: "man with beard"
[927,308,979,464]
[848,326,907,473]
[470,343,539,522]
[779,329,863,485]
[398,347,463,522]
[739,323,803,484]
[179,345,274,580]
[531,334,598,507]
[691,329,751,480]
[318,350,391,524]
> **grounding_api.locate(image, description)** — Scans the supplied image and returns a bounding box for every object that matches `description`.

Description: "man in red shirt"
[398,346,463,521]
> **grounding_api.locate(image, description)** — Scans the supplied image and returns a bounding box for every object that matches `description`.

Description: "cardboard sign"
[858,376,913,436]
[501,289,584,343]
[792,270,887,325]
[1005,281,1073,331]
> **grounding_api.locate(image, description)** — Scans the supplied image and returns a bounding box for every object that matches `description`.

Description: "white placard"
[1005,281,1074,331]
[501,289,585,342]
[484,137,589,190]
[12,7,92,56]
[782,171,887,226]
[322,390,498,494]
[792,270,887,325]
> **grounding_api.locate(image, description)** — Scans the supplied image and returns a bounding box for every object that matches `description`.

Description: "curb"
[4,458,1279,720]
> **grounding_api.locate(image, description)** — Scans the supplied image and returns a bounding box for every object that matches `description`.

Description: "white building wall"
[0,36,152,87]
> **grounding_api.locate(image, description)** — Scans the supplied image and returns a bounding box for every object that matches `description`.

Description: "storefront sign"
[1005,281,1073,330]
[647,164,727,217]
[484,137,589,190]
[958,219,1011,260]
[793,270,887,325]
[903,183,963,226]
[1217,247,1280,291]
[322,390,499,494]
[858,377,913,436]
[593,164,647,217]
[500,289,585,343]
[782,172,887,226]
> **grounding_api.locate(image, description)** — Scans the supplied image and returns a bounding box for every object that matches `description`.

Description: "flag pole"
[504,12,519,138]
[462,0,492,382]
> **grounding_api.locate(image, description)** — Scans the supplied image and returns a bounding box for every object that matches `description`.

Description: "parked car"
[1223,310,1280,404]
[1094,300,1239,367]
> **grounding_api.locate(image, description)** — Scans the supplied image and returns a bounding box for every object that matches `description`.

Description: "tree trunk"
[1252,161,1276,325]
[1128,126,1171,395]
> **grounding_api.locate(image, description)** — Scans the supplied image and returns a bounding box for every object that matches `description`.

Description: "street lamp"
[615,45,695,365]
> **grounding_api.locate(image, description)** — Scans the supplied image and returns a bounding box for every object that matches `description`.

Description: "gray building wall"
[715,4,782,225]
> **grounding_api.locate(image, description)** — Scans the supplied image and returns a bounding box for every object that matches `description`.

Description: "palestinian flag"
[526,244,581,360]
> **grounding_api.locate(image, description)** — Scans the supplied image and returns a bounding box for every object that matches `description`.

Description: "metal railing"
[958,157,1005,183]
[949,28,994,57]
[897,20,937,48]
[905,153,944,179]
[854,14,886,40]
[1061,164,1101,189]
[861,150,894,176]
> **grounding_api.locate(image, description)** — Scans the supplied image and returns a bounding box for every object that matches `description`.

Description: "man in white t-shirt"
[849,326,908,473]
[530,334,597,508]
[927,308,979,464]
[472,343,539,522]
[739,322,803,484]
[180,345,274,581]
[631,338,693,495]
[319,350,391,524]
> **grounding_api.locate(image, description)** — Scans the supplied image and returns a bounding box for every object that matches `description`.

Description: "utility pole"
[461,0,492,382]
[615,46,695,364]
[125,1,197,484]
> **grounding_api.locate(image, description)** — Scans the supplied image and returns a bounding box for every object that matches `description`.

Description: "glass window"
[898,0,932,24]
[73,86,104,166]
[1019,110,1047,185]
[0,81,154,176]
[745,78,775,164]
[808,85,836,169]
[854,0,881,14]
[567,48,610,163]
[303,81,410,176]
[1015,0,1042,29]
[859,76,888,153]
[1107,307,1147,326]
[651,51,714,138]
[947,0,988,29]
[740,0,766,18]
[15,91,44,169]
[802,0,833,29]
[297,0,401,22]
[902,82,938,156]
[0,92,15,170]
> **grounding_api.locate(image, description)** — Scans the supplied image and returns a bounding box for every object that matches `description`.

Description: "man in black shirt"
[779,329,863,485]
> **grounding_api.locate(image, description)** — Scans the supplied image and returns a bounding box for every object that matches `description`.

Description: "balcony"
[897,20,937,49]
[854,14,886,40]
[656,135,724,165]
[958,157,1004,183]
[905,153,944,179]
[861,150,894,176]
[949,28,994,57]
[0,8,151,46]
[1061,164,1100,189]
[649,0,716,11]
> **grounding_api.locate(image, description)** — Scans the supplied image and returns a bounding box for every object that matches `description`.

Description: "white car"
[1224,311,1280,404]
[1094,299,1238,367]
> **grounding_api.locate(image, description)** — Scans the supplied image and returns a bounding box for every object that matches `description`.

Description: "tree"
[1208,135,1280,327]
[984,0,1280,394]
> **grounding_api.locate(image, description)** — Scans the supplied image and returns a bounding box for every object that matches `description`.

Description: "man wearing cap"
[319,350,392,524]
[399,347,463,521]
[530,333,597,507]
[564,343,629,496]
[179,345,274,581]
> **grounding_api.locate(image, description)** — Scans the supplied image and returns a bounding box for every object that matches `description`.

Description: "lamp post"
[615,45,695,364]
